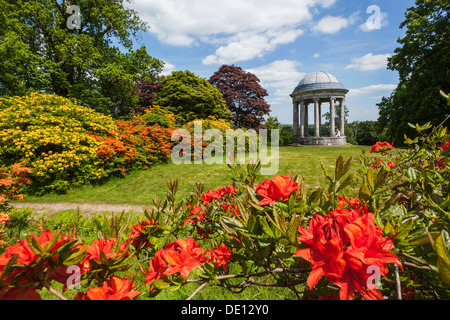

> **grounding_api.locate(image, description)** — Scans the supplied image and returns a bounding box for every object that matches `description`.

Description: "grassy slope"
[22,145,369,205]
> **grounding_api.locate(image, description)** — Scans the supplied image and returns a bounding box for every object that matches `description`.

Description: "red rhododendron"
[439,140,450,152]
[201,185,237,205]
[0,229,78,299]
[208,244,232,271]
[370,141,394,154]
[255,175,300,206]
[295,198,402,300]
[75,276,141,300]
[145,238,207,285]
[80,237,127,274]
[183,205,206,225]
[162,238,207,279]
[126,219,156,250]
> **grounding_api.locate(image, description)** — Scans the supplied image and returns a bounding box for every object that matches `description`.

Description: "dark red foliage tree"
[134,76,161,114]
[209,65,271,129]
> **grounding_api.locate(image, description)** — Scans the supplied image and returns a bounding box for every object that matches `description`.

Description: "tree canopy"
[153,70,232,125]
[378,0,450,144]
[0,0,163,117]
[209,65,271,129]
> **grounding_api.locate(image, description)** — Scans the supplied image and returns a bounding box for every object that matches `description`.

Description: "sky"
[125,0,415,125]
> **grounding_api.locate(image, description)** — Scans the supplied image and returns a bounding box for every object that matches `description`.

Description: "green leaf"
[336,172,354,193]
[435,231,450,285]
[259,217,275,238]
[359,183,372,202]
[286,215,300,246]
[26,235,44,255]
[435,231,450,261]
[335,155,344,180]
[367,167,375,191]
[152,279,171,290]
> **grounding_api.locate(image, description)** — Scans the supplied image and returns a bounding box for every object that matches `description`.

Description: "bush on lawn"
[0,93,176,195]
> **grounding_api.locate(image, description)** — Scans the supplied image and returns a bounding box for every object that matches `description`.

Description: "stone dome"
[293,71,345,93]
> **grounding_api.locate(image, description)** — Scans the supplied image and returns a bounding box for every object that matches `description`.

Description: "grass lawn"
[21,145,371,205]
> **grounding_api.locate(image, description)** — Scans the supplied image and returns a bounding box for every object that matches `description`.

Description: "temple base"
[291,136,347,146]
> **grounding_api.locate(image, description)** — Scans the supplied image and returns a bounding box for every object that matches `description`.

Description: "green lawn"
[21,145,370,205]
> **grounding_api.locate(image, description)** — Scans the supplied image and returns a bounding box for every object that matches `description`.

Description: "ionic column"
[319,101,322,137]
[330,98,336,137]
[339,97,346,136]
[300,101,305,138]
[304,103,309,137]
[314,98,320,137]
[293,100,299,143]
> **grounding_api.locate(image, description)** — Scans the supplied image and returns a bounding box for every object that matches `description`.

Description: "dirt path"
[10,202,146,216]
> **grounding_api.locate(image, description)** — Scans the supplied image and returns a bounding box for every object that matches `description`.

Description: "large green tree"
[153,70,232,125]
[378,0,449,144]
[0,0,163,116]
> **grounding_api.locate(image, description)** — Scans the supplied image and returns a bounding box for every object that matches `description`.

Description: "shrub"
[0,93,176,195]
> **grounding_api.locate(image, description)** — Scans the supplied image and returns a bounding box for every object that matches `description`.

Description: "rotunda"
[290,71,349,145]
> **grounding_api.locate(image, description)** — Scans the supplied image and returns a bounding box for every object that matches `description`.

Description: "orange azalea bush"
[0,93,175,195]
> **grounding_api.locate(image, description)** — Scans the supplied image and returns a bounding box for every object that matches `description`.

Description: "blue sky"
[126,0,414,125]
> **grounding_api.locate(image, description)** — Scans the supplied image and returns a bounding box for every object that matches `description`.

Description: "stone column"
[314,98,320,137]
[293,101,299,143]
[319,101,322,137]
[339,97,346,136]
[304,103,309,137]
[300,101,305,138]
[330,98,335,137]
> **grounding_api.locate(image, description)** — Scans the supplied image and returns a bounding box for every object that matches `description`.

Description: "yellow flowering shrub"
[0,93,118,194]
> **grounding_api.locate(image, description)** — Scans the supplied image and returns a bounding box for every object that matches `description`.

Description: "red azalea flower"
[162,238,207,279]
[208,244,232,271]
[183,205,206,225]
[370,141,394,154]
[76,276,141,300]
[295,198,402,300]
[80,237,127,274]
[439,141,450,152]
[144,248,168,286]
[255,175,300,206]
[127,219,156,250]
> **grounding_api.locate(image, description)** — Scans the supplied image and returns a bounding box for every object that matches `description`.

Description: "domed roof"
[293,71,345,93]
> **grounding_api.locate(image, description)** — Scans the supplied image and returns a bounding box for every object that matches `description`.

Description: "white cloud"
[128,0,337,64]
[345,53,392,71]
[313,15,349,34]
[347,84,397,98]
[160,61,176,76]
[246,60,306,105]
[313,53,320,58]
[202,28,304,65]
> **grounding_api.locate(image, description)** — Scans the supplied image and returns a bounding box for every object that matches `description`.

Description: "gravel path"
[10,202,146,216]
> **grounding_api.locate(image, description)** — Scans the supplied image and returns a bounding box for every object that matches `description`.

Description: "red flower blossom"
[295,198,402,300]
[183,205,206,225]
[126,219,156,250]
[208,244,232,271]
[439,140,450,152]
[144,248,168,285]
[255,175,300,206]
[80,237,127,274]
[75,276,141,300]
[370,141,394,154]
[162,238,207,279]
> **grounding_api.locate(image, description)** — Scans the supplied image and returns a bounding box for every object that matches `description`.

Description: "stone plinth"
[291,136,347,146]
